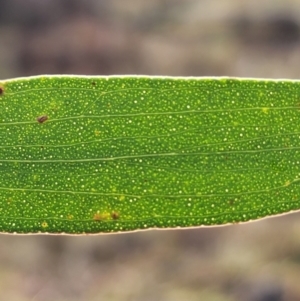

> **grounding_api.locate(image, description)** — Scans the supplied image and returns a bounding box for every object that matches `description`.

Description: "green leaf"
[0,75,300,234]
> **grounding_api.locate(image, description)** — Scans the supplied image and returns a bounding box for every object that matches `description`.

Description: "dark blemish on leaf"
[228,199,235,206]
[37,115,48,123]
[111,211,120,220]
[93,212,110,221]
[91,82,96,86]
[0,85,4,95]
[93,213,102,221]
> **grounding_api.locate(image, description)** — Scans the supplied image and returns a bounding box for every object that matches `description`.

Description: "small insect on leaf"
[37,115,48,123]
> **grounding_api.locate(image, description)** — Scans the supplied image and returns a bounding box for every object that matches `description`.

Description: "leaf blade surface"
[0,75,299,234]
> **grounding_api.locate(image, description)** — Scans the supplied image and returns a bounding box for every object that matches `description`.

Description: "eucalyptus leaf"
[0,75,299,234]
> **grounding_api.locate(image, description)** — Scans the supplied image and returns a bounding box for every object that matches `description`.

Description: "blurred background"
[1,0,300,300]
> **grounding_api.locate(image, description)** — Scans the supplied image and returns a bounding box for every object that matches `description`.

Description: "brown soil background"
[1,1,300,300]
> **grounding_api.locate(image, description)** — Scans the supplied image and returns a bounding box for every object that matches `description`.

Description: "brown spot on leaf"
[93,213,102,221]
[228,199,235,206]
[93,212,110,221]
[0,86,4,95]
[111,211,120,220]
[37,115,48,123]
